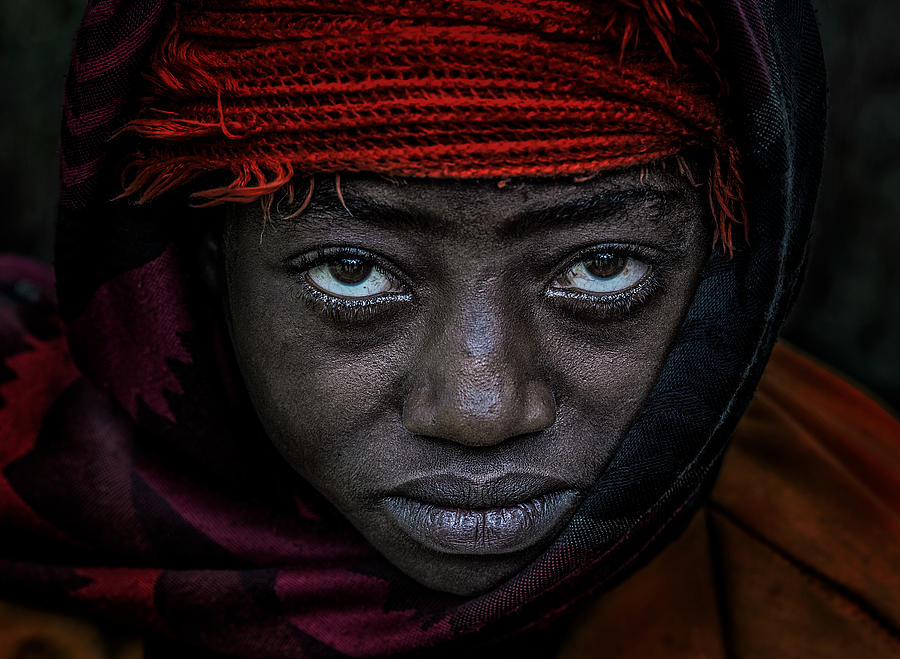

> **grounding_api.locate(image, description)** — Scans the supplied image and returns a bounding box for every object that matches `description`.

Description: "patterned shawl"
[0,1,825,656]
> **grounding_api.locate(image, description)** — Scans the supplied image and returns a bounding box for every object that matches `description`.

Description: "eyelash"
[545,243,664,320]
[288,247,411,323]
[289,244,663,323]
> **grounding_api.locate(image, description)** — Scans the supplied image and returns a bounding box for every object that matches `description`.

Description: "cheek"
[543,340,667,475]
[542,265,705,467]
[224,259,415,503]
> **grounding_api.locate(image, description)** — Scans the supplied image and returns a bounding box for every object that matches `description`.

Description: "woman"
[1,0,898,657]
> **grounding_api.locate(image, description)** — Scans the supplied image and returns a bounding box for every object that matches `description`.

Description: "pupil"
[329,258,371,285]
[586,253,627,279]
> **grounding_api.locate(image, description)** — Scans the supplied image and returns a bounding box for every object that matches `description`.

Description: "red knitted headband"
[121,0,746,251]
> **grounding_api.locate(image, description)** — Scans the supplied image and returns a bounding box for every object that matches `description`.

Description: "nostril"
[522,380,557,432]
[402,375,556,447]
[402,309,555,446]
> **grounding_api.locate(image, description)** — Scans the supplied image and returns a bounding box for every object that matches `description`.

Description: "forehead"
[344,167,690,228]
[248,165,703,247]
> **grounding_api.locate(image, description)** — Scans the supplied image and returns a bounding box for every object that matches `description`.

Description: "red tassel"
[117,0,746,253]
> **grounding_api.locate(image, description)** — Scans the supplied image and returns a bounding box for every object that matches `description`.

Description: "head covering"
[117,0,745,250]
[0,0,825,657]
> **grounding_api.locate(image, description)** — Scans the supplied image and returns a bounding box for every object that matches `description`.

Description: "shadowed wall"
[781,0,900,412]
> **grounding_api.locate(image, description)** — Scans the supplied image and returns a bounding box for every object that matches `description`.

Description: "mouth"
[379,473,582,555]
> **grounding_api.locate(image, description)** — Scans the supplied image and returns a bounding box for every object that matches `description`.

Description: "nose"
[402,291,555,447]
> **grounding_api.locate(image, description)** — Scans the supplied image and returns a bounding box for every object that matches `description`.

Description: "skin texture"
[220,166,711,596]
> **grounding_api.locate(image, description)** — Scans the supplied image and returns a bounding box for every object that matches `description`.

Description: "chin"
[361,515,559,596]
[394,549,541,596]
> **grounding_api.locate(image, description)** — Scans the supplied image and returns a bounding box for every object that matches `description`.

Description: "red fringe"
[118,0,747,253]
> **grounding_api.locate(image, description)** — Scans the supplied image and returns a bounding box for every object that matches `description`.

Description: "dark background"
[1,0,898,411]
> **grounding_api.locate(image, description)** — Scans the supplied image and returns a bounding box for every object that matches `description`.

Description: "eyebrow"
[498,189,676,238]
[295,187,677,238]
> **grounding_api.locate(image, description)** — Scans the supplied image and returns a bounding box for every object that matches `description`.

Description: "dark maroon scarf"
[0,1,825,656]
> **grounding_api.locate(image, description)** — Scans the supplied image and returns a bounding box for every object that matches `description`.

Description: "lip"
[379,473,582,555]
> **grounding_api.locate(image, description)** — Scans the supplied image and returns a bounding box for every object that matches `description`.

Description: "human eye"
[306,256,398,298]
[546,245,661,319]
[291,247,411,322]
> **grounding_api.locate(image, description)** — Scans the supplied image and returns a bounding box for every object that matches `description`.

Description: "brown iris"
[585,253,627,279]
[328,258,372,285]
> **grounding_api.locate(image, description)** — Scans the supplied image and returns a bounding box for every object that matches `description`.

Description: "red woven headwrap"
[121,0,746,251]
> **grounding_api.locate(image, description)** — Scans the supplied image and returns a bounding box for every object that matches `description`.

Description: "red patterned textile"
[121,0,746,251]
[0,0,833,656]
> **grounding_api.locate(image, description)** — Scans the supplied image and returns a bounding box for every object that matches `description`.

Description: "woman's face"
[221,168,710,595]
